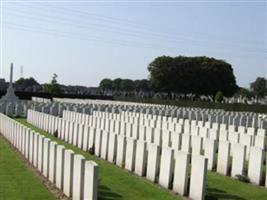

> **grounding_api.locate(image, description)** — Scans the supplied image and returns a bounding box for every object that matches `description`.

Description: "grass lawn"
[16,118,267,200]
[0,135,56,200]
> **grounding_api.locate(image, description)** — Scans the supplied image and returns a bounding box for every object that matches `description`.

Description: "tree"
[112,78,122,91]
[99,78,113,90]
[43,73,61,94]
[250,77,267,97]
[120,79,135,91]
[134,79,150,91]
[215,91,223,103]
[235,87,253,97]
[15,77,40,87]
[148,56,238,96]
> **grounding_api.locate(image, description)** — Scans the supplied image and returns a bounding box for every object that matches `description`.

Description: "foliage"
[250,77,267,97]
[148,56,238,96]
[235,87,253,97]
[215,91,224,102]
[112,78,123,90]
[42,74,61,94]
[99,78,113,90]
[99,78,150,91]
[14,77,40,87]
[134,79,150,91]
[120,79,135,91]
[235,175,250,183]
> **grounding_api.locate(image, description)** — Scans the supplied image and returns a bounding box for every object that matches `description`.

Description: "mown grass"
[16,118,267,200]
[0,135,56,200]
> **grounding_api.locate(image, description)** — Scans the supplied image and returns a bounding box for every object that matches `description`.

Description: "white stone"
[134,140,147,176]
[204,139,216,170]
[94,129,102,157]
[153,128,162,146]
[219,130,228,142]
[159,147,174,189]
[88,128,95,150]
[146,144,160,182]
[107,133,117,163]
[191,136,203,155]
[49,141,57,183]
[78,124,84,149]
[82,126,89,151]
[84,161,98,200]
[189,155,207,200]
[63,149,74,197]
[181,134,191,153]
[37,135,44,172]
[231,144,246,178]
[254,136,265,149]
[72,155,85,200]
[100,131,109,160]
[162,130,171,148]
[209,129,218,140]
[217,141,230,175]
[173,151,189,195]
[239,134,252,160]
[56,145,65,189]
[42,138,51,177]
[125,138,137,171]
[116,135,126,167]
[171,132,181,150]
[248,147,264,185]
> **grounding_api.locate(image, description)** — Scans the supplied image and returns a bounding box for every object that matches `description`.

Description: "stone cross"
[1,63,18,102]
[9,63,13,87]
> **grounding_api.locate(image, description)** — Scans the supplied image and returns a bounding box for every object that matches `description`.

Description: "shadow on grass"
[206,188,245,200]
[98,185,123,200]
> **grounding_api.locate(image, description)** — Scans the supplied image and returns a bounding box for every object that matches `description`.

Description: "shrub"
[215,91,224,103]
[88,146,95,155]
[236,174,250,183]
[53,130,58,138]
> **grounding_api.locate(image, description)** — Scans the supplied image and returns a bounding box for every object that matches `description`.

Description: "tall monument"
[1,63,19,102]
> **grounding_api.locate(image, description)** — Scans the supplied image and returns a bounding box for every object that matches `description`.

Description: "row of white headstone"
[94,110,266,137]
[27,109,208,200]
[53,97,266,121]
[64,110,266,161]
[60,110,267,186]
[0,113,98,200]
[32,97,52,103]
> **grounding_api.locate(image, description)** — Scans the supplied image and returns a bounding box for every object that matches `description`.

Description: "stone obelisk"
[1,63,19,101]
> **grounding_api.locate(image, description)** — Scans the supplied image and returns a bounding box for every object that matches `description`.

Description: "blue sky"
[1,0,266,87]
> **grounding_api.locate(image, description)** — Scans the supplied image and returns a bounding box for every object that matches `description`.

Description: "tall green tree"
[112,78,122,91]
[43,73,61,94]
[120,79,135,91]
[250,77,267,97]
[134,79,150,91]
[99,78,113,90]
[15,77,40,87]
[148,56,238,96]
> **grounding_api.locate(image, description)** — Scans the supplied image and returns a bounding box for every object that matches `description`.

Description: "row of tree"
[99,78,150,92]
[99,56,266,98]
[14,74,62,94]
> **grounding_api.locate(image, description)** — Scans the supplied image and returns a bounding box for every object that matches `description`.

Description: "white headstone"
[189,155,207,200]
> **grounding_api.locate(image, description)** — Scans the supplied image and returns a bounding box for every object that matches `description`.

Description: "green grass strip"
[0,135,56,200]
